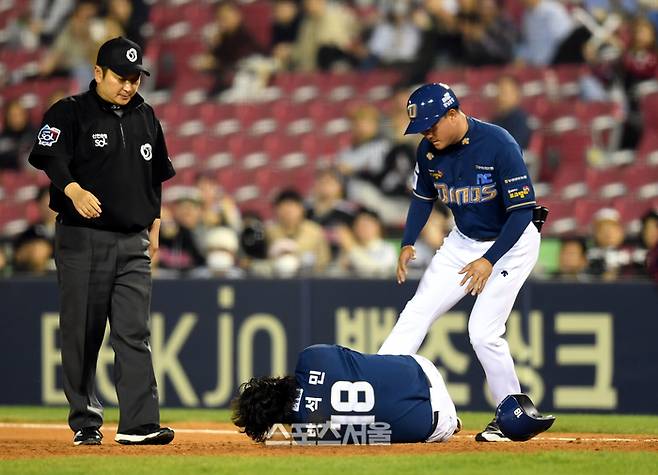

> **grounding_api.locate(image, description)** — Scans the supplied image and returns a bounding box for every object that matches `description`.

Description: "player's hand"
[458,257,493,296]
[64,182,101,219]
[397,245,416,284]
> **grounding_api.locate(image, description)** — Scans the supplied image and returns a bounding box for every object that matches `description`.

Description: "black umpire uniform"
[28,37,176,445]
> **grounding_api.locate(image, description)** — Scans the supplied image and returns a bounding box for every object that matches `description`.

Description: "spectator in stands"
[0,245,8,277]
[194,1,263,94]
[587,208,635,279]
[240,212,270,277]
[633,209,658,277]
[196,173,242,231]
[516,0,574,66]
[553,237,590,280]
[337,104,397,221]
[0,99,36,170]
[647,212,658,281]
[96,0,133,46]
[406,0,461,83]
[307,167,357,260]
[102,0,150,49]
[365,1,421,68]
[338,105,390,181]
[619,16,658,149]
[194,226,245,278]
[267,189,330,274]
[457,0,517,66]
[38,0,101,87]
[408,203,452,277]
[491,75,533,150]
[28,0,75,46]
[377,95,417,198]
[11,186,57,275]
[271,0,302,71]
[13,186,56,248]
[293,0,361,71]
[12,235,53,275]
[157,197,206,275]
[336,208,397,277]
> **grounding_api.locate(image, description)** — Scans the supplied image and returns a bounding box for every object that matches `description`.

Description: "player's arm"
[398,149,438,284]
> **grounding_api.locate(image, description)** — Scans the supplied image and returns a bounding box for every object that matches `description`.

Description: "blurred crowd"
[1,175,656,282]
[1,0,658,281]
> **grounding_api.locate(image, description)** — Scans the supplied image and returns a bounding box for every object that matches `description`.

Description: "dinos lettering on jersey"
[435,183,498,205]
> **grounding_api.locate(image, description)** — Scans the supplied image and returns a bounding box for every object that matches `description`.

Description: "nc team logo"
[92,133,108,148]
[126,48,138,62]
[37,124,61,147]
[140,143,152,161]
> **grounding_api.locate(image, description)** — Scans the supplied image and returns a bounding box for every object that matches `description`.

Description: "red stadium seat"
[585,167,626,199]
[621,163,658,197]
[636,131,658,164]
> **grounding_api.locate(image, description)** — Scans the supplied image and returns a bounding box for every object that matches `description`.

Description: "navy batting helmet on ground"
[495,394,556,441]
[404,83,460,135]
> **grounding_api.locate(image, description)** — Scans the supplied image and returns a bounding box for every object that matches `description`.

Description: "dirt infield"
[1,422,657,460]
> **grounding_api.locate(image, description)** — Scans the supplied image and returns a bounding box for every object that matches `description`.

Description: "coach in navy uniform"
[28,37,176,446]
[233,344,461,444]
[378,83,542,442]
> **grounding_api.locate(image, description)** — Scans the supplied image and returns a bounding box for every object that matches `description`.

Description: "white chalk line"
[1,423,657,443]
[0,423,237,435]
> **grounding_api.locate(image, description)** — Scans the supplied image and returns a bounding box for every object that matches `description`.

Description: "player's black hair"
[231,376,298,443]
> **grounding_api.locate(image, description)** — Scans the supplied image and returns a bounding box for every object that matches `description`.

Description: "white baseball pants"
[379,222,540,405]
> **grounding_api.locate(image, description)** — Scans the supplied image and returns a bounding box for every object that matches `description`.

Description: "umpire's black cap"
[96,37,150,77]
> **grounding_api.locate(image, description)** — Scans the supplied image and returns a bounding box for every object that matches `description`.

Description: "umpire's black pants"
[55,222,160,433]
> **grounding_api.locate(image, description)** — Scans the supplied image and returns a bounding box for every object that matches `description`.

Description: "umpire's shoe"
[74,428,103,446]
[115,424,175,445]
[475,419,511,442]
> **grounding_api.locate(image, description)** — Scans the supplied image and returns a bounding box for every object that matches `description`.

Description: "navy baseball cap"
[404,83,459,135]
[96,37,150,77]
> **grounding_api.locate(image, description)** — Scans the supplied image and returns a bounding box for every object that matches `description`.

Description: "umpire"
[28,37,176,446]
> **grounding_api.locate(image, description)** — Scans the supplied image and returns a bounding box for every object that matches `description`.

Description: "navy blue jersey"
[412,117,536,239]
[291,345,433,443]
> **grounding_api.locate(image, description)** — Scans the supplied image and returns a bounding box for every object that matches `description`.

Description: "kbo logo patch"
[37,125,61,147]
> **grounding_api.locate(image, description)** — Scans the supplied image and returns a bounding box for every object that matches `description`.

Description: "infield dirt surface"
[1,422,657,459]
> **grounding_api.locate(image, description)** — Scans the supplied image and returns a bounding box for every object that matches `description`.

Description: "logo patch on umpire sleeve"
[140,143,152,161]
[37,125,61,147]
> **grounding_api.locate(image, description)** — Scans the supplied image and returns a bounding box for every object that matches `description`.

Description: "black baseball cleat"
[73,428,103,446]
[115,424,175,445]
[475,419,511,442]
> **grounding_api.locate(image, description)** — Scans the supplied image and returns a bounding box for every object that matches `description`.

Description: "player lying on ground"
[232,344,461,444]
